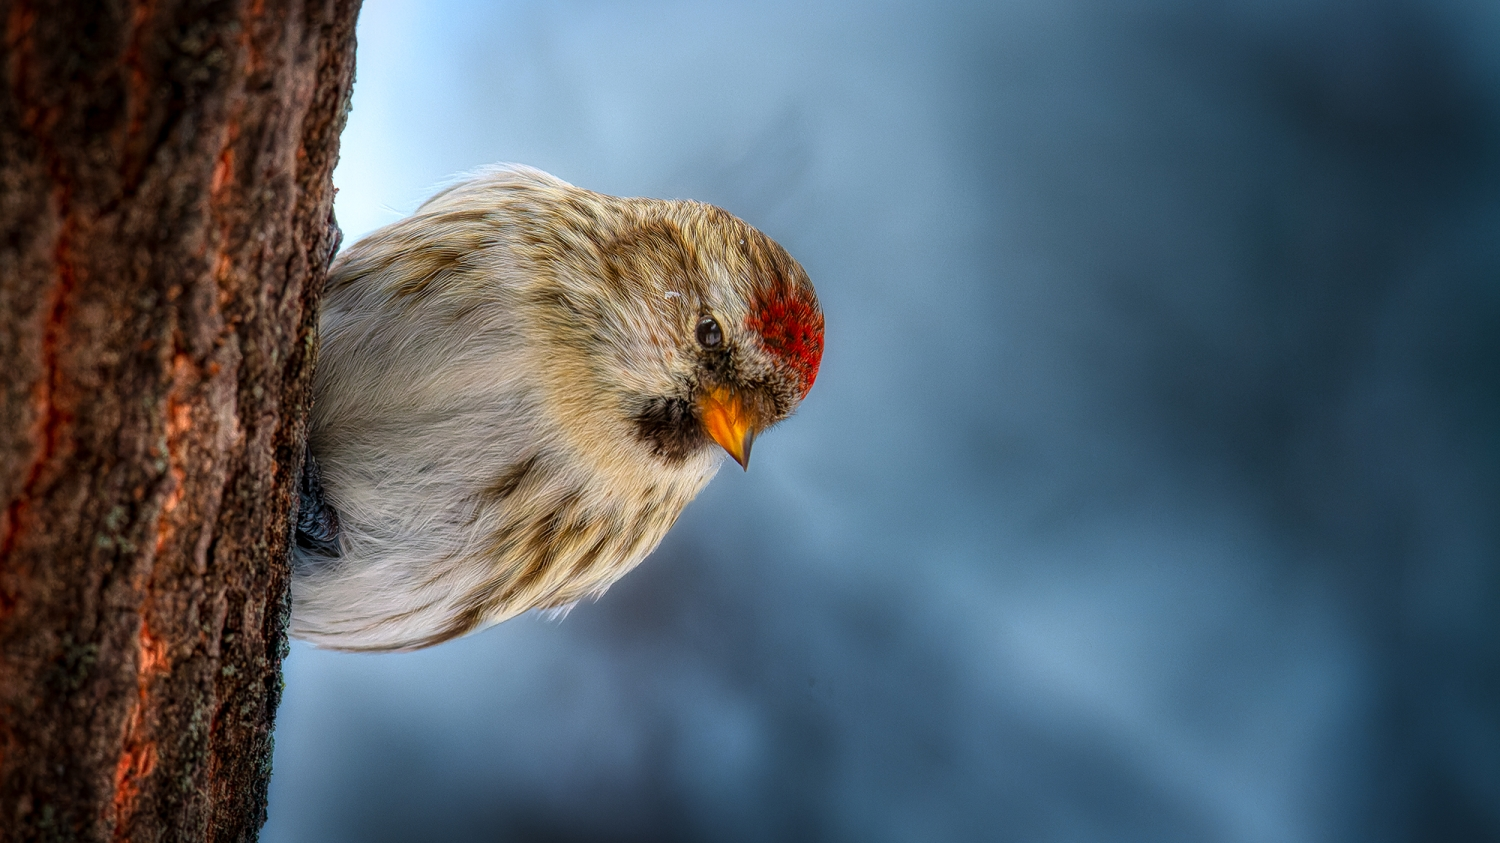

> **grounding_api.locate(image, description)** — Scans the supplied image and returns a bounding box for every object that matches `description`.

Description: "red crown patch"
[747,286,824,397]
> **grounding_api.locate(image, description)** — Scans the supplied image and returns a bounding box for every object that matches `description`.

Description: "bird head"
[600,200,823,471]
[477,170,822,473]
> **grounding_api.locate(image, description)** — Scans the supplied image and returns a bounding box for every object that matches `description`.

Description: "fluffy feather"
[290,166,822,651]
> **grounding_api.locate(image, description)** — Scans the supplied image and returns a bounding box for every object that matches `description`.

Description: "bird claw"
[296,444,342,558]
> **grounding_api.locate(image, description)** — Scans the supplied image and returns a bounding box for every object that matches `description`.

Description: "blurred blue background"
[264,1,1500,841]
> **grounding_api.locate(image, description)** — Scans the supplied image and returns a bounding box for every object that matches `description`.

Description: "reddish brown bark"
[0,1,359,839]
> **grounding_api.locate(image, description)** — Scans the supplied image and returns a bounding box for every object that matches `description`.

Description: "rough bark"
[0,0,359,840]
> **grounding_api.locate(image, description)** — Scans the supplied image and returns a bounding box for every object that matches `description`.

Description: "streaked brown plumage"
[289,166,823,651]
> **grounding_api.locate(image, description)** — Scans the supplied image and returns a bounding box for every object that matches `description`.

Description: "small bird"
[290,166,823,651]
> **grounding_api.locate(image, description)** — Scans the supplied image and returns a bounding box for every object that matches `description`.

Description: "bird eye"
[696,316,723,349]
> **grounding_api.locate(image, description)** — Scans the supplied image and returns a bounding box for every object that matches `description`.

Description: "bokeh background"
[263,1,1500,841]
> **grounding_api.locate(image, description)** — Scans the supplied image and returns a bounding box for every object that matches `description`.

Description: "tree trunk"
[0,1,359,839]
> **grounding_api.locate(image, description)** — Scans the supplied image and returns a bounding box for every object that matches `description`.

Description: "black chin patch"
[632,395,707,463]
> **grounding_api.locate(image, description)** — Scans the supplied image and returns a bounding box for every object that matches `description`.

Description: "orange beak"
[698,386,757,469]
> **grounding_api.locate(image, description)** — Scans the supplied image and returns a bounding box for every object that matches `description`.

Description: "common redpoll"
[290,166,823,651]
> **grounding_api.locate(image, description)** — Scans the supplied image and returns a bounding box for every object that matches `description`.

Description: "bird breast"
[291,265,719,651]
